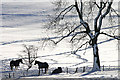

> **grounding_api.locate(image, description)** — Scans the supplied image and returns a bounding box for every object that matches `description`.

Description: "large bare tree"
[46,0,119,71]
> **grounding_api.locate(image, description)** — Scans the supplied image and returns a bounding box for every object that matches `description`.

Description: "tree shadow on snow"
[81,70,97,76]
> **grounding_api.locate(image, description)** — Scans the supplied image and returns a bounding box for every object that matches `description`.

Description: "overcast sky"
[1,0,119,2]
[1,0,118,10]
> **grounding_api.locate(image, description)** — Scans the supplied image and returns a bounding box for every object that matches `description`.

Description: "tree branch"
[111,7,120,17]
[62,5,74,19]
[98,1,113,31]
[55,5,74,21]
[94,1,107,32]
[74,0,90,34]
[93,2,100,8]
[70,31,87,42]
[72,41,90,54]
[80,0,83,18]
[100,32,120,40]
[75,0,83,20]
[55,24,82,44]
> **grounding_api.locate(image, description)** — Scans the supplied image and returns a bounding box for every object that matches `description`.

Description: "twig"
[70,32,87,42]
[55,5,74,21]
[111,7,120,17]
[94,1,107,32]
[98,1,113,31]
[93,2,100,8]
[73,41,90,54]
[62,5,74,19]
[100,32,120,40]
[55,24,82,44]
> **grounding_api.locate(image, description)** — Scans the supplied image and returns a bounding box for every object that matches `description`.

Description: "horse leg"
[45,68,47,74]
[39,68,40,75]
[15,66,18,70]
[46,68,48,74]
[45,68,46,74]
[45,68,48,74]
[10,66,13,71]
[41,68,43,74]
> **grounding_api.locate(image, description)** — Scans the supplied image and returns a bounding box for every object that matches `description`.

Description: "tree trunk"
[92,39,101,71]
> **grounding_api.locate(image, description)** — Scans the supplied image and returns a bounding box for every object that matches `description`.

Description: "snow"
[0,1,119,79]
[23,70,118,79]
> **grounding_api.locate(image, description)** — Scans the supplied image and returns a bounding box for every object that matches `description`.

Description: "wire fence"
[2,65,120,79]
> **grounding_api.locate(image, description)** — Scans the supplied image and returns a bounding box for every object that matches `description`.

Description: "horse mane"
[18,59,22,61]
[35,60,39,63]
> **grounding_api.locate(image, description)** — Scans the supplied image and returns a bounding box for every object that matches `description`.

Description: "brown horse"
[10,59,23,71]
[34,61,49,75]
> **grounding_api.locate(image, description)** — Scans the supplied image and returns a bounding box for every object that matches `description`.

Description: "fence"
[2,65,120,79]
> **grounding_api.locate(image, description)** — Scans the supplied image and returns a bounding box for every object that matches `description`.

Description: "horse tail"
[10,61,14,71]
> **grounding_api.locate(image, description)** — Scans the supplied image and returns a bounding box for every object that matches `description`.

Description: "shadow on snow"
[0,25,119,45]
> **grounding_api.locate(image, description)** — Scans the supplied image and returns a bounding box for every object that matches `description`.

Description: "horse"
[34,60,49,75]
[10,59,23,71]
[51,67,62,75]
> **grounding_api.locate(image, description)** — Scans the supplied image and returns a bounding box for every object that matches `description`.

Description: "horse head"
[58,67,62,70]
[19,59,23,64]
[34,60,38,65]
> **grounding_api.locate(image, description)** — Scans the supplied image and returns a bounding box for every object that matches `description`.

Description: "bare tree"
[46,0,120,71]
[19,44,38,71]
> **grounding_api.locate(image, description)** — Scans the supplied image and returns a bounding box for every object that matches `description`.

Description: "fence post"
[83,66,85,72]
[39,69,40,75]
[66,67,68,74]
[26,70,28,76]
[13,72,14,78]
[103,65,104,71]
[75,67,78,73]
[9,73,11,78]
[109,65,110,70]
[23,72,25,77]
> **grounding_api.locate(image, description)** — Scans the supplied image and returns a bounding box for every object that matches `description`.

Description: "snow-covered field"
[0,1,120,79]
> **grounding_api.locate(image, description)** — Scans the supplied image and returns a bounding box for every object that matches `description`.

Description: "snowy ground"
[0,1,120,79]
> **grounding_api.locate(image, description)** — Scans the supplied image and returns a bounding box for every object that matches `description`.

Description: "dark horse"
[10,59,23,71]
[51,67,62,75]
[34,61,49,75]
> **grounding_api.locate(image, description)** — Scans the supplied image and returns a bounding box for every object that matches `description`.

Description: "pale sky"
[1,0,51,2]
[1,0,119,2]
